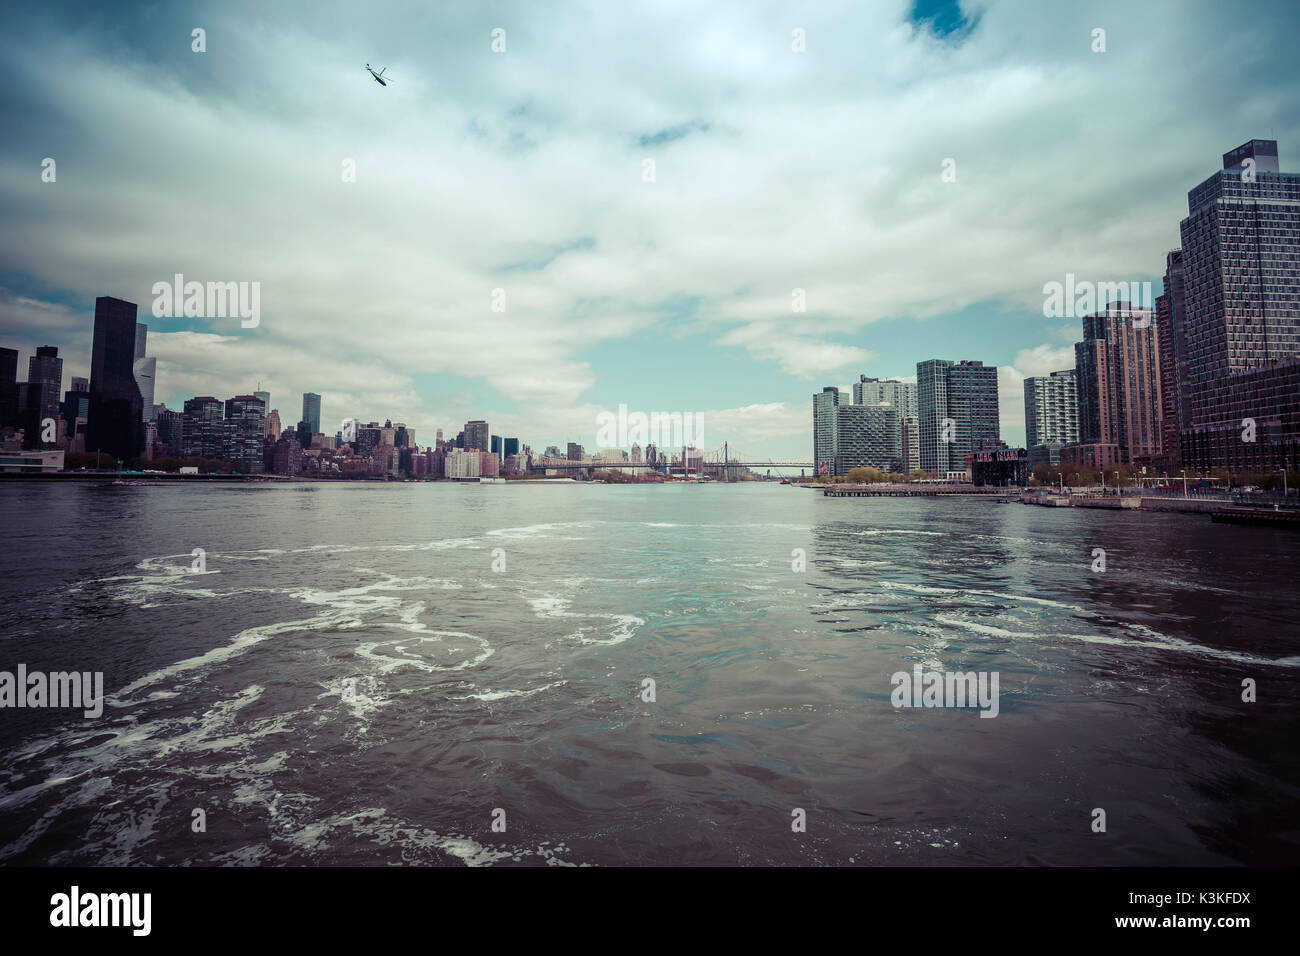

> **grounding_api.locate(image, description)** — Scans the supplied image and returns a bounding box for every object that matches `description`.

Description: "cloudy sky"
[2,0,1298,460]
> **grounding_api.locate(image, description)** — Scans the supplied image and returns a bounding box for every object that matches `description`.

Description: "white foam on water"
[880,580,1080,611]
[486,521,591,539]
[933,613,1300,668]
[354,629,494,673]
[284,807,587,867]
[528,593,644,646]
[839,528,945,537]
[453,680,568,702]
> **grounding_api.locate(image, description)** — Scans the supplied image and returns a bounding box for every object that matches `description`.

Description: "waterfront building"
[445,447,482,478]
[1176,139,1300,472]
[901,416,920,472]
[835,402,900,473]
[1024,370,1078,448]
[1024,369,1078,467]
[1073,303,1161,464]
[917,359,1000,474]
[853,376,918,419]
[87,297,145,463]
[23,346,63,448]
[0,347,18,430]
[812,386,840,475]
[223,395,266,472]
[0,449,65,473]
[180,397,224,459]
[967,440,1028,487]
[155,406,184,458]
[1155,249,1188,472]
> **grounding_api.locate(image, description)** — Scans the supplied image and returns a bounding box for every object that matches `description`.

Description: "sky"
[2,0,1299,461]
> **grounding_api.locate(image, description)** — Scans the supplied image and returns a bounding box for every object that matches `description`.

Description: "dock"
[1210,505,1300,528]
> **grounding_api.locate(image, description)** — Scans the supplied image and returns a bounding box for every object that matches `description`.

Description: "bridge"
[824,483,1013,497]
[535,443,813,479]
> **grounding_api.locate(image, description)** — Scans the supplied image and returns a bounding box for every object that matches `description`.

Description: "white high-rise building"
[444,448,481,479]
[1023,369,1078,467]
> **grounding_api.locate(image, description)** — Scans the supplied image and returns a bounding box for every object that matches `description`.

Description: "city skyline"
[3,1,1299,458]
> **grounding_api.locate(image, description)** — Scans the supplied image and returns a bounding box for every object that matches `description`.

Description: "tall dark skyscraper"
[302,393,321,436]
[1177,139,1300,471]
[0,347,18,429]
[87,296,144,462]
[464,420,489,452]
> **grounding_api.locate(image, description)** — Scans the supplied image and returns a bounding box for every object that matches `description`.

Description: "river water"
[0,481,1296,865]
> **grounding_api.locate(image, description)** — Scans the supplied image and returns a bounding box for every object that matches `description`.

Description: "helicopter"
[364,64,394,86]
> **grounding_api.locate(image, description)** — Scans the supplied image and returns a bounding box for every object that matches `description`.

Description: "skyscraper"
[24,346,63,447]
[851,375,916,473]
[1176,139,1300,472]
[812,386,840,475]
[1074,303,1161,464]
[182,396,224,459]
[88,297,144,462]
[917,359,1000,474]
[302,393,321,436]
[836,402,900,473]
[0,347,17,429]
[134,323,147,361]
[155,407,184,458]
[1023,369,1078,465]
[490,435,503,461]
[464,420,490,452]
[224,395,266,472]
[133,357,157,422]
[1155,249,1189,472]
[853,376,917,419]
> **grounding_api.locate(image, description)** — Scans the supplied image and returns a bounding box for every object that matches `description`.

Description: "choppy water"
[1,481,1297,866]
